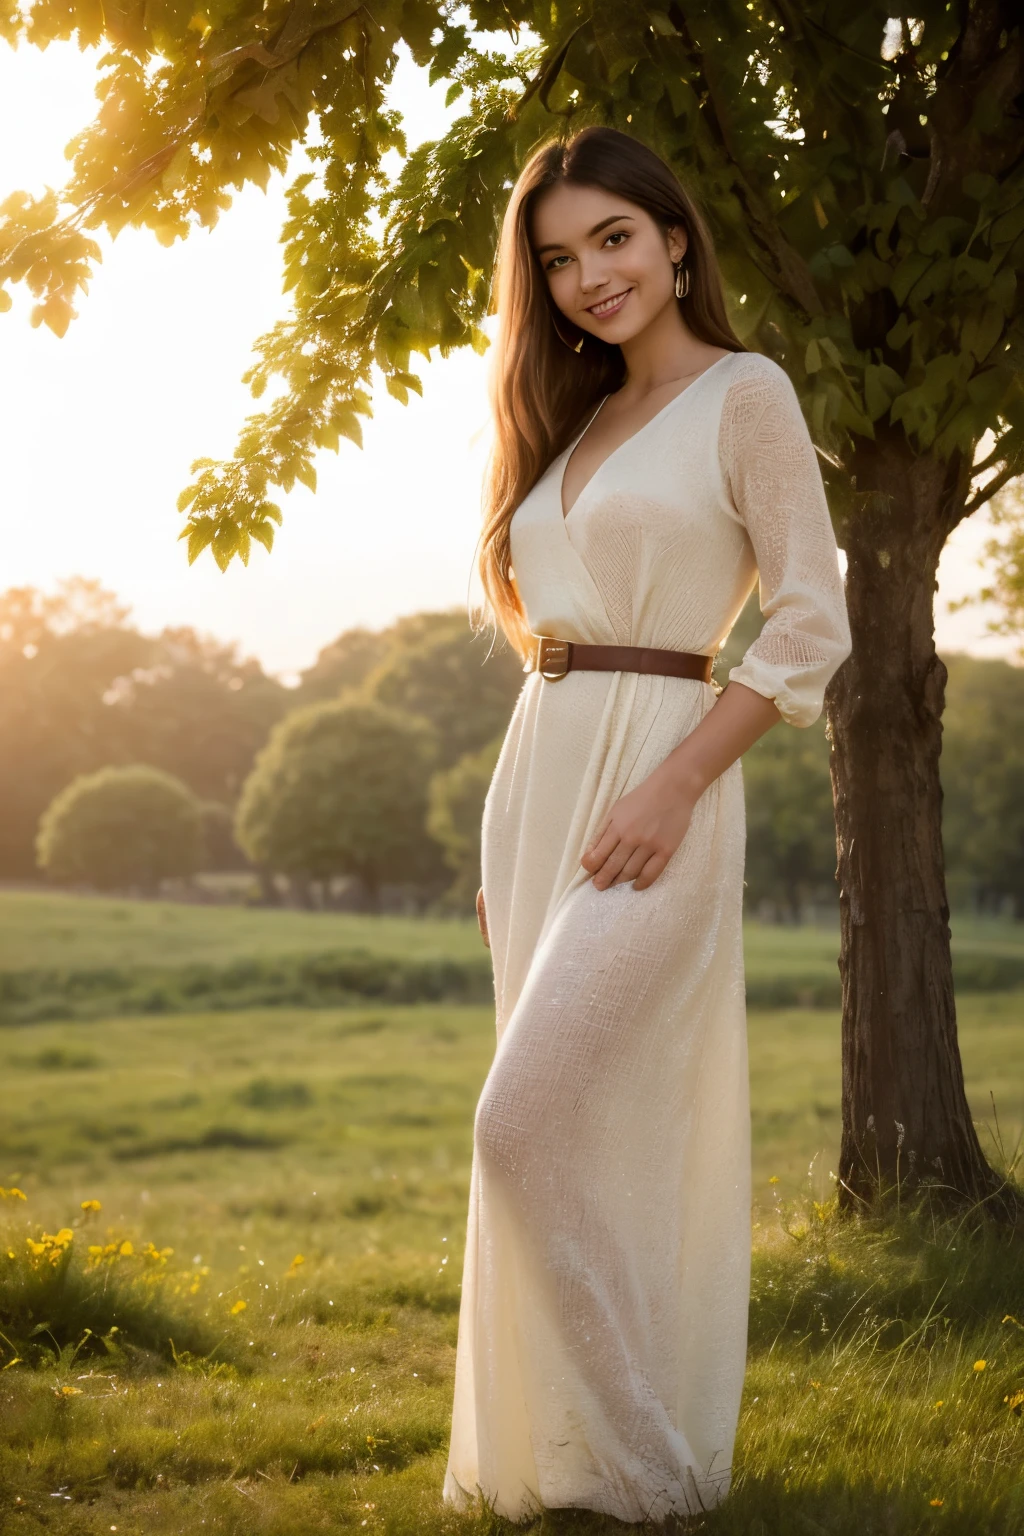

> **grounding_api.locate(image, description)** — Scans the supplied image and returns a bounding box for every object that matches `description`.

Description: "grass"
[2,986,1024,1533]
[2,891,1023,1024]
[0,890,487,972]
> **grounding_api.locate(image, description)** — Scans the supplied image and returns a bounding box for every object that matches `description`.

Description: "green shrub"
[36,766,203,893]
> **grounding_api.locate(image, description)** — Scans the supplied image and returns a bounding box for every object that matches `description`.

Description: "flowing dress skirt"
[442,667,752,1525]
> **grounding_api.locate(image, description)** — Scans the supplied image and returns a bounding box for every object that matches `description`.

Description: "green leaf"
[962,171,998,204]
[648,9,679,34]
[336,411,364,449]
[961,304,1005,364]
[186,519,217,565]
[826,245,855,270]
[212,522,239,573]
[251,519,276,554]
[890,252,931,306]
[863,363,904,422]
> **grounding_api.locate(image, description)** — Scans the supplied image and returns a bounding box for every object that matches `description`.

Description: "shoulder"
[719,351,805,448]
[721,349,797,402]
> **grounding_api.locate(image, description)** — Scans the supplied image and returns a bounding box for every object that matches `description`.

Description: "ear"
[666,223,689,264]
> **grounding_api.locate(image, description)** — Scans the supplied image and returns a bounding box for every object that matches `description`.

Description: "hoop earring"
[674,259,690,299]
[551,313,585,354]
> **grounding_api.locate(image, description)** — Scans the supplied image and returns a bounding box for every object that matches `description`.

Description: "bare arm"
[656,678,782,799]
[580,680,781,892]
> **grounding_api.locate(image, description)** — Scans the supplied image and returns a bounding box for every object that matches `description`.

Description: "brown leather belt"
[526,633,715,684]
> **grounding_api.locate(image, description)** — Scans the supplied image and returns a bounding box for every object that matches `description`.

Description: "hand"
[581,764,700,891]
[476,885,490,949]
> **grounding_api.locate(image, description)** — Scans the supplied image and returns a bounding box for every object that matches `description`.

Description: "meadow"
[1,892,1023,1534]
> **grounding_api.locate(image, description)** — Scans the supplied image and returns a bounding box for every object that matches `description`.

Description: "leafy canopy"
[2,2,1021,567]
[36,764,204,890]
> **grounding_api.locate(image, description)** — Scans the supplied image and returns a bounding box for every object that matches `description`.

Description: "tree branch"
[965,461,1021,518]
[668,7,825,318]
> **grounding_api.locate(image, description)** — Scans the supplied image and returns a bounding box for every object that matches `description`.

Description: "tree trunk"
[829,435,1021,1220]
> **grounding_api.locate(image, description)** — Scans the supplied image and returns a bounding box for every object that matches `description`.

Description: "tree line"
[7,578,1022,920]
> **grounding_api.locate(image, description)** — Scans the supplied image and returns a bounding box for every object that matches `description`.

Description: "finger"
[582,827,619,872]
[475,887,490,948]
[632,852,669,891]
[592,839,636,889]
[610,845,653,885]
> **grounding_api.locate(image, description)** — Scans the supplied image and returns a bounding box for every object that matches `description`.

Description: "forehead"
[529,182,649,249]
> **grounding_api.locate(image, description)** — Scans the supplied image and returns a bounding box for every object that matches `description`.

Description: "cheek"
[546,268,577,311]
[624,241,668,286]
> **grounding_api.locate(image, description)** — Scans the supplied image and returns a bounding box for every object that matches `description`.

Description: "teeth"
[589,291,628,315]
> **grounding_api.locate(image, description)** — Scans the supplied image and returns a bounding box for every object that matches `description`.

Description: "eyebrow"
[533,213,636,256]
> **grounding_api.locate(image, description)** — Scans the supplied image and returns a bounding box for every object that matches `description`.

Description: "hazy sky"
[0,39,1017,679]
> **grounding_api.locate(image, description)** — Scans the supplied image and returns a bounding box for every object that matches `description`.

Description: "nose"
[576,258,608,295]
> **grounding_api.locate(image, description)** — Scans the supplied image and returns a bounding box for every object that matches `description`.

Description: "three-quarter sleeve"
[718,355,852,728]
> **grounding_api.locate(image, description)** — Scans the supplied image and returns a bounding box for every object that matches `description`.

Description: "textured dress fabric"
[442,349,853,1525]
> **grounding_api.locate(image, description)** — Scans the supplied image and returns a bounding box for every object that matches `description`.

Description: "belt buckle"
[534,634,571,681]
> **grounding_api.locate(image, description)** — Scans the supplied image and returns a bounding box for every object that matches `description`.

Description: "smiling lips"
[584,288,632,318]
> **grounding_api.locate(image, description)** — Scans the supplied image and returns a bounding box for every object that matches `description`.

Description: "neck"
[617,299,712,396]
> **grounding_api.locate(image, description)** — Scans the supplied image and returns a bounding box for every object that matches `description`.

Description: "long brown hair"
[473,125,745,665]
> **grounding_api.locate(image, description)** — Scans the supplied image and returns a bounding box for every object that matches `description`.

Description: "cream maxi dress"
[442,349,853,1525]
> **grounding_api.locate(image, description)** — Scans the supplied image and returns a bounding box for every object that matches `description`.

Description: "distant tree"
[235,698,444,909]
[108,626,288,802]
[37,765,203,893]
[0,580,150,876]
[742,721,838,922]
[199,800,251,873]
[0,586,288,876]
[941,653,1024,919]
[427,732,505,912]
[362,609,525,770]
[946,481,1024,655]
[296,625,392,705]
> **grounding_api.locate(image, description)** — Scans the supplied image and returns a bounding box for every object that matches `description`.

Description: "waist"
[525,633,716,684]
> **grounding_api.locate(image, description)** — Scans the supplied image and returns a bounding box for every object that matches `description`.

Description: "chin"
[581,314,653,348]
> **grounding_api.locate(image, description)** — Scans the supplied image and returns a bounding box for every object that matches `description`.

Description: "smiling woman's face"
[529,181,686,347]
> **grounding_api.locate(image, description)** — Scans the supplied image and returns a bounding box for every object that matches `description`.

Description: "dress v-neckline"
[558,350,734,522]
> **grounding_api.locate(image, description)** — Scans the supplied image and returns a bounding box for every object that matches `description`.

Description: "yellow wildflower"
[230,1299,247,1315]
[929,1497,943,1507]
[80,1199,102,1213]
[973,1359,987,1372]
[0,1187,26,1201]
[26,1228,74,1266]
[768,1175,780,1185]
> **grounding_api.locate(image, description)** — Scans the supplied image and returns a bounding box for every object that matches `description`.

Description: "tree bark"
[829,433,1022,1221]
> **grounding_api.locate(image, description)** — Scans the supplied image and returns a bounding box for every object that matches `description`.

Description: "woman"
[442,125,852,1526]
